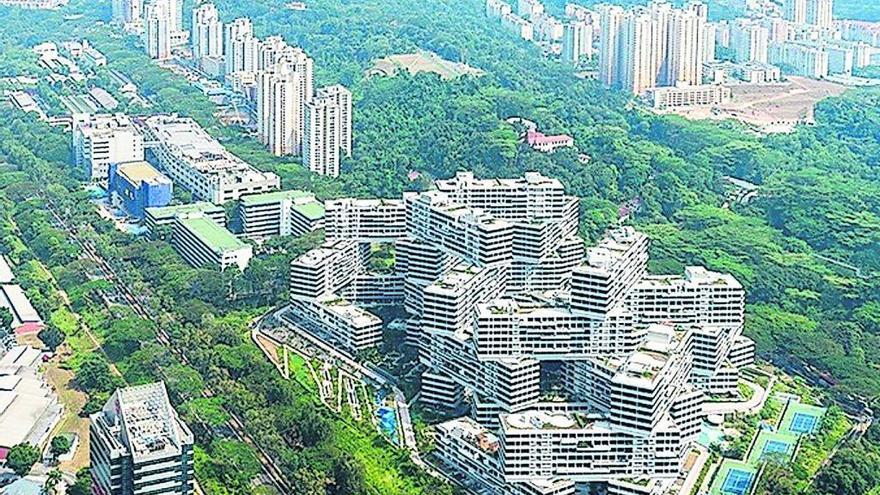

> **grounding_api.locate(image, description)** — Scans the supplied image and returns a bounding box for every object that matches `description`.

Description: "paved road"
[703,379,771,416]
[44,197,290,495]
[678,444,710,495]
[262,307,432,472]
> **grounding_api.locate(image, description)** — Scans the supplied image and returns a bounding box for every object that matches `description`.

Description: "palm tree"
[41,469,63,495]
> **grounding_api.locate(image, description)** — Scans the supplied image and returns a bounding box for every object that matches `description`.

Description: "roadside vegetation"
[0,0,879,492]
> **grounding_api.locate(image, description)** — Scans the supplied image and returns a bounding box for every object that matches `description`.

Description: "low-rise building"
[0,255,13,284]
[0,346,62,449]
[705,61,782,84]
[647,84,732,110]
[108,161,172,219]
[144,202,226,239]
[172,213,253,271]
[239,189,324,241]
[525,129,574,153]
[81,40,107,66]
[9,91,43,119]
[0,284,43,333]
[89,87,119,111]
[143,115,280,204]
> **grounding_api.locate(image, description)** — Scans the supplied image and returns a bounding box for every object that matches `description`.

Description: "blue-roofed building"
[108,161,173,219]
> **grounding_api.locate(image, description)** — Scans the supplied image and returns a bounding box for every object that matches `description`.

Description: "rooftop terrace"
[145,201,223,219]
[112,382,189,461]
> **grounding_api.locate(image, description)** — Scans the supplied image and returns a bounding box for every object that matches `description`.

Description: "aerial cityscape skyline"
[0,0,877,494]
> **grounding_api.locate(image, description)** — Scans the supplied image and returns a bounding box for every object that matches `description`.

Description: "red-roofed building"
[525,129,574,153]
[14,322,44,336]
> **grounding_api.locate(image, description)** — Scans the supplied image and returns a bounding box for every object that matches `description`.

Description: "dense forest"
[0,110,453,494]
[200,0,880,404]
[0,0,880,493]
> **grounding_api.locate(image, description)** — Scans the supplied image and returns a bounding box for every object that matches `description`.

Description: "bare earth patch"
[44,358,91,472]
[658,77,849,134]
[367,50,486,80]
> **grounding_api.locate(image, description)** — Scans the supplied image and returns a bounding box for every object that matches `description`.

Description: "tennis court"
[709,460,759,495]
[779,400,826,436]
[761,439,791,458]
[790,412,818,434]
[747,430,799,464]
[722,469,754,495]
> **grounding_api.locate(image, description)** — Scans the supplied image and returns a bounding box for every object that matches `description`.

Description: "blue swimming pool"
[698,423,724,447]
[377,406,399,445]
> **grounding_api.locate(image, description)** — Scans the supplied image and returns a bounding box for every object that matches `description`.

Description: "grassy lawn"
[289,353,317,391]
[44,360,91,472]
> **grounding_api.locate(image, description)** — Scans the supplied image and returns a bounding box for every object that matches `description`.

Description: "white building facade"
[283,171,755,493]
[143,115,280,204]
[72,113,145,182]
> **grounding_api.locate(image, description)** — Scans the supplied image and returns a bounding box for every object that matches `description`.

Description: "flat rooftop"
[0,346,58,449]
[115,161,171,187]
[436,416,500,454]
[293,240,353,268]
[502,409,598,432]
[636,266,742,290]
[76,113,139,135]
[325,198,404,209]
[0,255,13,284]
[317,294,382,329]
[427,264,485,295]
[10,91,38,111]
[435,171,565,192]
[178,216,247,252]
[410,191,510,230]
[89,87,118,110]
[111,382,189,461]
[0,285,42,327]
[144,116,277,183]
[0,346,41,368]
[292,201,325,220]
[240,189,314,206]
[145,201,224,219]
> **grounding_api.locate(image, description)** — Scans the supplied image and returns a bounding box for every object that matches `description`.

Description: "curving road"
[44,197,290,495]
[703,379,772,417]
[258,306,439,475]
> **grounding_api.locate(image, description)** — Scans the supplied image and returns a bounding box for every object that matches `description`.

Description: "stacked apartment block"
[286,170,755,494]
